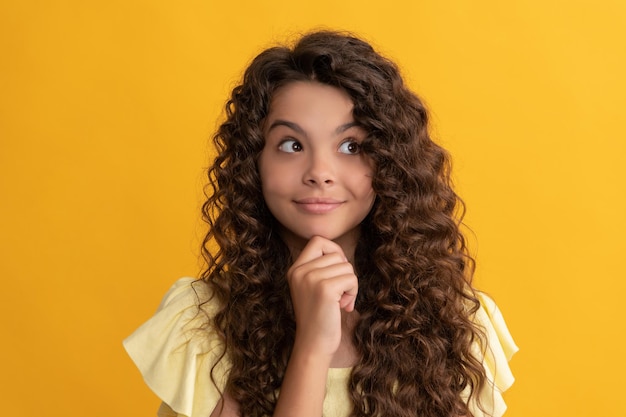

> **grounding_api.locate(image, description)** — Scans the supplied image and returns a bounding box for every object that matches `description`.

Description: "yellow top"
[124,278,518,417]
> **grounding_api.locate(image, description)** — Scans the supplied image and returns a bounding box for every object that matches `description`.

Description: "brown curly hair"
[200,30,488,417]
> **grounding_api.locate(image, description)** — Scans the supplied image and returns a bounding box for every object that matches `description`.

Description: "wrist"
[290,338,334,370]
[274,339,332,417]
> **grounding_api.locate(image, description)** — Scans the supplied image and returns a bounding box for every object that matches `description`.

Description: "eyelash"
[338,140,361,155]
[277,139,362,154]
[277,139,303,153]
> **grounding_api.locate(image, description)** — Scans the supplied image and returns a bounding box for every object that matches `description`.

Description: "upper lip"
[294,198,343,204]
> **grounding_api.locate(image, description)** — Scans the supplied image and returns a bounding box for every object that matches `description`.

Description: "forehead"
[267,81,354,120]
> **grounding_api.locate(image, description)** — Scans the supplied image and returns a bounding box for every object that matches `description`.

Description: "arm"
[209,353,330,417]
[209,394,240,417]
[275,236,357,417]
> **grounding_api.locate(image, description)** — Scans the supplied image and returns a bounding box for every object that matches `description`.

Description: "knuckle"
[310,235,325,243]
[350,275,359,286]
[306,269,325,286]
[316,280,334,298]
[287,265,305,284]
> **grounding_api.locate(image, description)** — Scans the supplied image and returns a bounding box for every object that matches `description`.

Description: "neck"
[330,309,360,368]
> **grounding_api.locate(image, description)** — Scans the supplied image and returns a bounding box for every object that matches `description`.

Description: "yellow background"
[1,1,624,416]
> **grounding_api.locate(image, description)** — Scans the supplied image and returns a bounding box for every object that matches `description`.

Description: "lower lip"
[295,202,342,214]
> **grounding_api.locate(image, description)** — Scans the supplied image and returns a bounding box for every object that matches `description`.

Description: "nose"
[303,152,335,186]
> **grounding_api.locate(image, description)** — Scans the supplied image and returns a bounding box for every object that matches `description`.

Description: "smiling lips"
[294,198,344,214]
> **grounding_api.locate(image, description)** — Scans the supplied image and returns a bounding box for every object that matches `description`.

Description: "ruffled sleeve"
[467,292,519,417]
[123,278,230,417]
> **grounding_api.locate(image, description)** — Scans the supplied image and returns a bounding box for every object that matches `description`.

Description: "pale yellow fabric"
[124,278,518,417]
[464,292,518,417]
[124,278,229,417]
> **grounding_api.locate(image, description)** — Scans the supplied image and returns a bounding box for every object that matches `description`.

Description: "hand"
[287,236,358,361]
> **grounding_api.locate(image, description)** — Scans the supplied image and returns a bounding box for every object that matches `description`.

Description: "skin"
[258,81,375,258]
[210,82,375,417]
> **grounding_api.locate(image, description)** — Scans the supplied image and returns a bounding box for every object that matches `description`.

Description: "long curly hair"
[200,30,488,417]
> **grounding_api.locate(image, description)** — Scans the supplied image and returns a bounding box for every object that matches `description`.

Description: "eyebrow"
[267,120,360,135]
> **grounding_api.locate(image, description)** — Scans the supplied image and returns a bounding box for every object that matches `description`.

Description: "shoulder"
[124,278,230,417]
[124,278,219,356]
[467,292,519,417]
[473,292,518,365]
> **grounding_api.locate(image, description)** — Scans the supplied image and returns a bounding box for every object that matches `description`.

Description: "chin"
[304,228,359,245]
[278,222,361,248]
[285,228,340,244]
[301,228,342,240]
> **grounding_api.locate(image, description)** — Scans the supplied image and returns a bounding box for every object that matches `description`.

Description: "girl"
[124,30,517,417]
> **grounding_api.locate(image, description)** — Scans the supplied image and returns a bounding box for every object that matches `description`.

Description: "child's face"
[258,81,375,251]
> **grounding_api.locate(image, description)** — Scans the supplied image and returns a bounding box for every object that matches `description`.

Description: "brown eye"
[338,140,361,154]
[278,139,303,153]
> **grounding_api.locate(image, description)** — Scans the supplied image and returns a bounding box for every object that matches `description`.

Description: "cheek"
[363,187,376,210]
[354,165,374,195]
[360,175,376,209]
[258,154,275,190]
[259,165,293,202]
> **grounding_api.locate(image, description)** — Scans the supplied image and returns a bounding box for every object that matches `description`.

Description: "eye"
[278,139,303,153]
[338,140,361,155]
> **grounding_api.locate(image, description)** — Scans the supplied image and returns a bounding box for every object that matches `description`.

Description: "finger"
[295,236,347,265]
[340,292,357,312]
[321,273,358,306]
[338,275,359,312]
[301,263,355,286]
[293,253,350,276]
